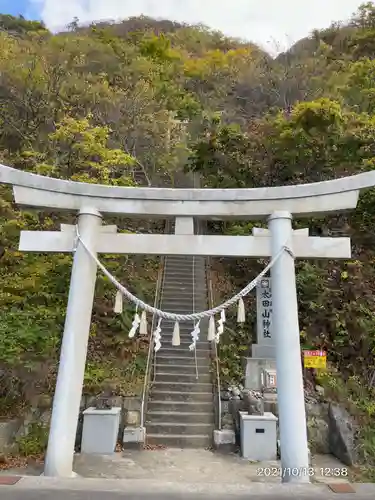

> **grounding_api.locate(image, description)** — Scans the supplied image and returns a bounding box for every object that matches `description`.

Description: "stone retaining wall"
[0,395,142,454]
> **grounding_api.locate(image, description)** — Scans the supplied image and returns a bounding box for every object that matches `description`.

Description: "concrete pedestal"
[240,411,278,461]
[81,407,121,454]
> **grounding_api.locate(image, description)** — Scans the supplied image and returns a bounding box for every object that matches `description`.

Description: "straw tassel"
[172,321,180,346]
[153,318,162,352]
[237,297,246,323]
[139,310,148,335]
[114,290,123,314]
[207,316,216,341]
[128,311,141,338]
[189,321,200,351]
[220,309,226,323]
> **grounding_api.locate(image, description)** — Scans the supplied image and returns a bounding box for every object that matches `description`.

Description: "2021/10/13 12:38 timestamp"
[256,467,348,478]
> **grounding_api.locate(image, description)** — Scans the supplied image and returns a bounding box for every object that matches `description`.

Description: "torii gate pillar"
[269,211,309,482]
[44,207,102,477]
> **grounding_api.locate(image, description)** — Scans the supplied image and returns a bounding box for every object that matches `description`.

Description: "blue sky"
[0,0,38,19]
[0,0,368,53]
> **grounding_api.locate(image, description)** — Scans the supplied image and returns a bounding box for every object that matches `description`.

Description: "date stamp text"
[256,467,348,478]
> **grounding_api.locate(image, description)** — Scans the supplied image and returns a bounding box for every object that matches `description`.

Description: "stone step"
[158,308,205,315]
[155,372,211,383]
[159,299,207,307]
[147,411,214,424]
[160,303,207,308]
[161,284,206,292]
[146,433,211,448]
[160,304,207,311]
[162,282,206,288]
[157,322,204,329]
[160,299,207,306]
[165,260,205,266]
[158,330,209,336]
[161,290,207,298]
[160,325,209,333]
[164,269,206,283]
[159,298,205,304]
[160,300,207,307]
[159,345,210,352]
[159,331,209,337]
[163,273,205,280]
[157,345,210,352]
[162,290,206,298]
[163,278,206,286]
[161,296,206,303]
[158,339,210,349]
[156,324,201,331]
[148,400,213,412]
[157,338,204,345]
[164,268,205,275]
[160,296,207,309]
[150,390,213,403]
[154,356,209,366]
[153,381,212,392]
[165,262,205,267]
[157,348,210,357]
[155,364,210,374]
[164,263,206,270]
[158,331,204,337]
[156,348,196,355]
[146,421,214,435]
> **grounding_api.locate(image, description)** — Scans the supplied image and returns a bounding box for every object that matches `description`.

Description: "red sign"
[303,350,326,357]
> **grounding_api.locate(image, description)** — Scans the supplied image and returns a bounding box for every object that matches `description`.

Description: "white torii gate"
[1,163,375,483]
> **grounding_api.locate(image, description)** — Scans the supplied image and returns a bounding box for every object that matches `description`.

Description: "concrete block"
[81,407,121,454]
[123,426,145,449]
[244,357,276,390]
[252,344,276,359]
[174,217,194,235]
[125,410,140,426]
[122,396,141,412]
[213,429,236,453]
[240,411,278,461]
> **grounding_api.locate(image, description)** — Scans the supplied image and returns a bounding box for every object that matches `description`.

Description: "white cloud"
[32,0,365,53]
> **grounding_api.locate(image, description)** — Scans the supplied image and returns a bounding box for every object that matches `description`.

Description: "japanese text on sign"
[256,278,272,341]
[303,350,327,369]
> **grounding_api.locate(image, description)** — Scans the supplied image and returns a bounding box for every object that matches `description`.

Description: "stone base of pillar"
[123,426,145,450]
[213,429,236,453]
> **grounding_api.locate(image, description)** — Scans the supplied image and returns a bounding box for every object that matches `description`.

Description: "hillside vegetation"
[0,3,375,474]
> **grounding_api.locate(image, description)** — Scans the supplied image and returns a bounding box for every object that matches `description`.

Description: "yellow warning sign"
[303,350,327,369]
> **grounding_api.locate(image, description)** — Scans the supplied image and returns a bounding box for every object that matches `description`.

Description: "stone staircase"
[146,254,214,448]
